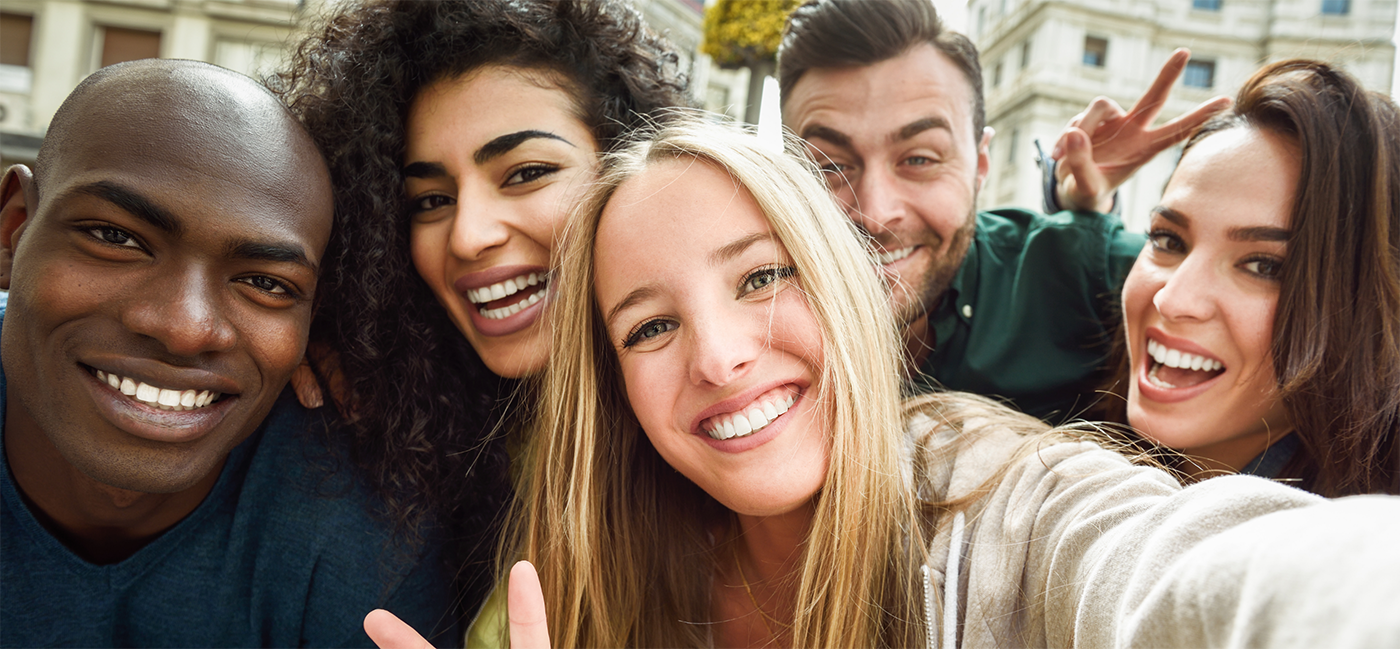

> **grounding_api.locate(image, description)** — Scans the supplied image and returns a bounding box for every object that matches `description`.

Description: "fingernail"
[1051,145,1062,159]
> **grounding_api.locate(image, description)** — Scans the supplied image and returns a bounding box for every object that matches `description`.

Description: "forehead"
[1164,127,1298,229]
[783,43,977,148]
[406,66,595,156]
[597,158,767,251]
[42,109,333,257]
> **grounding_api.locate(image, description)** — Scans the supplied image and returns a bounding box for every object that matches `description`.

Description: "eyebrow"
[1150,205,1291,242]
[800,125,851,148]
[475,130,575,165]
[72,181,182,235]
[227,240,318,275]
[603,232,773,328]
[894,117,951,143]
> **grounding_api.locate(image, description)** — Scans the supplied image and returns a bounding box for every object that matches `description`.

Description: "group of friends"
[1,0,1398,647]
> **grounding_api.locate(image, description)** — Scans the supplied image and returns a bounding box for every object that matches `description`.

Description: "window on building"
[1,13,33,67]
[100,26,161,68]
[1183,59,1216,88]
[1020,39,1032,70]
[1007,128,1019,165]
[1083,36,1107,68]
[993,61,1003,87]
[1321,0,1349,14]
[1192,0,1222,10]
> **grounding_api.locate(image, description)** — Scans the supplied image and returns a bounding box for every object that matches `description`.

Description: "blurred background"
[1,0,1394,228]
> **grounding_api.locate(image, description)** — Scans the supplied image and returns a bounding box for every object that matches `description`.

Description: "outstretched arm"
[1051,48,1231,213]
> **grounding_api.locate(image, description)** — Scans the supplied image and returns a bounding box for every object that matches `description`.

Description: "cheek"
[408,222,448,287]
[240,306,313,387]
[1232,295,1278,370]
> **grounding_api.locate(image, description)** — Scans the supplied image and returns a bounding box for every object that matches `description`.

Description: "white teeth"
[92,369,222,412]
[468,272,546,304]
[706,394,797,441]
[1147,339,1224,372]
[872,247,914,265]
[479,288,545,320]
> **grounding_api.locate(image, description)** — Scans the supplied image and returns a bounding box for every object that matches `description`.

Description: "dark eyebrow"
[475,130,575,165]
[894,117,951,143]
[800,125,851,149]
[72,181,181,235]
[1229,225,1291,243]
[1151,206,1290,243]
[402,161,448,179]
[227,240,319,275]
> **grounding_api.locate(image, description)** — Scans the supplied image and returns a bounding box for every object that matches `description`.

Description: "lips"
[82,363,238,444]
[1137,334,1227,403]
[453,266,551,337]
[701,387,797,441]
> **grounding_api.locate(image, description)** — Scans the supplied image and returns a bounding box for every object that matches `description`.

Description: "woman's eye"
[411,194,454,214]
[622,319,677,348]
[87,226,141,249]
[1241,257,1284,279]
[741,266,796,294]
[505,164,559,186]
[1147,230,1186,254]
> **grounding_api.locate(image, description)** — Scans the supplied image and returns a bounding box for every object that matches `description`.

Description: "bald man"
[0,60,456,647]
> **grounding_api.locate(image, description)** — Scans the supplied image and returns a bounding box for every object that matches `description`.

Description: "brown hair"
[777,0,984,138]
[1102,60,1400,496]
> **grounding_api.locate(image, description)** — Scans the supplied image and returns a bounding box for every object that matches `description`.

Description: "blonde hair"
[503,114,926,647]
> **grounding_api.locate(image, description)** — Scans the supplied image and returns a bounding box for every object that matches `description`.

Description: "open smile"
[454,267,551,337]
[465,271,549,320]
[1137,336,1227,403]
[701,386,798,441]
[90,367,224,411]
[82,363,239,444]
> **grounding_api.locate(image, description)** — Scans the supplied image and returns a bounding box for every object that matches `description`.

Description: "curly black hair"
[270,0,690,610]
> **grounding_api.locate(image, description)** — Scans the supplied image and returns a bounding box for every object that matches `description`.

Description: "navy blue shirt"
[0,297,460,647]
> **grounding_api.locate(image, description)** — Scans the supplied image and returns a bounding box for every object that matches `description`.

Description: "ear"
[0,165,36,291]
[974,127,994,194]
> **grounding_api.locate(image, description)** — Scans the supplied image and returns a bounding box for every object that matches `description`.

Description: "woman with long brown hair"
[1102,59,1400,496]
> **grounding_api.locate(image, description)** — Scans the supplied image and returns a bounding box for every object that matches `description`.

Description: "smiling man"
[0,60,454,647]
[780,0,1227,421]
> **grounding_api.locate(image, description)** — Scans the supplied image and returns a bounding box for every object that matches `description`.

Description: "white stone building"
[971,0,1397,229]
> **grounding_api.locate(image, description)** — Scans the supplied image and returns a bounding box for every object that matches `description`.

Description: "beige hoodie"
[911,411,1400,648]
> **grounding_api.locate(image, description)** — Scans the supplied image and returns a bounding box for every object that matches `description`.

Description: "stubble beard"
[895,208,976,328]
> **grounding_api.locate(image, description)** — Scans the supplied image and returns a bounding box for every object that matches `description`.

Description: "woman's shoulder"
[903,392,1164,504]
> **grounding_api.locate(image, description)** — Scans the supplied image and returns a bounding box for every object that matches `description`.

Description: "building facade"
[0,0,708,168]
[972,0,1397,229]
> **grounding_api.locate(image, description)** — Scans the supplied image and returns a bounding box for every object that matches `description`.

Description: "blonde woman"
[370,117,1400,648]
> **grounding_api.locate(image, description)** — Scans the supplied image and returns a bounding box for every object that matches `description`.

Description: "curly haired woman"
[272,0,690,615]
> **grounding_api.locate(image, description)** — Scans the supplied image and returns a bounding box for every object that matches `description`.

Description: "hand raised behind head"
[1052,48,1231,213]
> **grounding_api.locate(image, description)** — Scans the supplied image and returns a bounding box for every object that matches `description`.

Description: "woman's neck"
[713,500,816,648]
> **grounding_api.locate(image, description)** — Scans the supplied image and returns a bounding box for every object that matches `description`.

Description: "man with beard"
[780,0,1228,421]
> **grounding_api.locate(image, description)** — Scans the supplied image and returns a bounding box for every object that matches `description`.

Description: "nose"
[122,267,236,357]
[687,309,761,387]
[850,166,909,237]
[446,196,511,261]
[1152,254,1218,322]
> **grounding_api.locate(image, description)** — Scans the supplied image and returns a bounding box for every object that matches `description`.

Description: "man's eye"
[244,276,288,294]
[88,226,140,248]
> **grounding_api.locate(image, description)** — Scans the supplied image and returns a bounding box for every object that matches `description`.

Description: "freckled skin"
[0,61,332,562]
